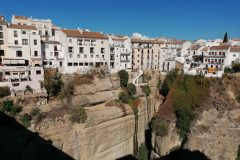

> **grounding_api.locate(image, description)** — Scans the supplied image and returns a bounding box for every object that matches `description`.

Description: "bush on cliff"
[150,119,168,137]
[141,85,151,96]
[236,145,240,160]
[19,113,32,128]
[0,86,10,97]
[0,99,14,112]
[70,106,87,124]
[118,70,129,88]
[127,83,136,97]
[160,69,178,96]
[136,143,149,160]
[118,91,130,104]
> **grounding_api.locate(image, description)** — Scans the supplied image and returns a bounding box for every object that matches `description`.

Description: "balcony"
[91,43,96,46]
[110,58,115,61]
[101,51,105,54]
[110,51,115,54]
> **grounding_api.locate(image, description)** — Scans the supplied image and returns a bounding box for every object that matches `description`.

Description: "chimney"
[85,28,89,32]
[64,28,66,30]
[7,23,10,27]
[79,28,83,34]
[100,31,102,34]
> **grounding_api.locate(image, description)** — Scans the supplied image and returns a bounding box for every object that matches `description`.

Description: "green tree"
[136,143,149,160]
[10,105,22,116]
[236,144,240,160]
[223,32,228,43]
[25,85,32,92]
[69,106,87,123]
[20,113,32,128]
[118,91,130,103]
[0,86,10,97]
[118,70,129,88]
[0,99,14,112]
[127,83,136,97]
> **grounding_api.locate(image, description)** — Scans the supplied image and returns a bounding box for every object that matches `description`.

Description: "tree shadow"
[0,111,74,160]
[155,149,211,160]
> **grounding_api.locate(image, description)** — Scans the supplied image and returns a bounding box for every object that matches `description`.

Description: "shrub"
[58,79,74,100]
[170,145,180,153]
[160,69,178,96]
[232,64,240,73]
[237,95,240,103]
[0,86,10,97]
[150,119,168,137]
[69,106,87,124]
[127,83,136,97]
[118,70,129,88]
[10,105,22,116]
[141,86,151,96]
[176,109,195,139]
[119,91,130,104]
[224,67,232,73]
[30,107,41,117]
[25,85,32,91]
[129,97,141,110]
[20,113,32,128]
[136,143,149,160]
[0,99,14,112]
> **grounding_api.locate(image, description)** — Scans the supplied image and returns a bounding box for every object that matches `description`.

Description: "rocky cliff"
[0,70,162,160]
[151,74,240,160]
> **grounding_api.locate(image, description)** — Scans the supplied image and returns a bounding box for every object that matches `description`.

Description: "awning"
[3,60,10,64]
[34,61,42,64]
[11,60,18,64]
[18,60,25,64]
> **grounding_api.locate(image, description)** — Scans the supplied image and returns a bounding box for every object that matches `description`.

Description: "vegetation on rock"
[150,118,168,137]
[160,69,178,96]
[141,85,151,96]
[118,70,129,88]
[118,91,130,104]
[136,143,149,160]
[70,106,87,124]
[19,113,32,128]
[127,83,136,97]
[0,86,10,97]
[236,144,240,160]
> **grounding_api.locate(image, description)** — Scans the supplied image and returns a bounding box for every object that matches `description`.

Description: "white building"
[0,15,7,64]
[41,40,66,70]
[55,28,109,74]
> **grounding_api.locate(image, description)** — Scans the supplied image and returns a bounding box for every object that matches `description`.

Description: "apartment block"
[0,15,7,63]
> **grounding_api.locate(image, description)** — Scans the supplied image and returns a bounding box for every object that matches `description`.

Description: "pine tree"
[223,32,228,43]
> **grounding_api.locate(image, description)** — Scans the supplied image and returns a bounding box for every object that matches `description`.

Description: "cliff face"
[151,74,240,160]
[1,70,162,160]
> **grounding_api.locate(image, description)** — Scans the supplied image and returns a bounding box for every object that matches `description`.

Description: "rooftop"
[41,40,61,45]
[115,34,126,38]
[165,41,187,44]
[187,46,202,50]
[131,39,164,44]
[8,24,37,30]
[14,15,28,20]
[230,47,240,52]
[61,29,108,39]
[209,46,230,50]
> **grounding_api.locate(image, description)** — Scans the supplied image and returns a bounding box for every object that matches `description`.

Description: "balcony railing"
[110,58,115,61]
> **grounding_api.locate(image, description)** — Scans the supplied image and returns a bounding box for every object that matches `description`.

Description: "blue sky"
[1,0,240,41]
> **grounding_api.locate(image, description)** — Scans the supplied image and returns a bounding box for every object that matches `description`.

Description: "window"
[34,39,37,45]
[36,70,41,75]
[16,51,22,57]
[90,47,94,53]
[15,40,18,45]
[77,54,80,58]
[68,47,73,53]
[223,52,225,55]
[69,39,72,43]
[101,41,104,44]
[22,31,26,34]
[45,30,48,36]
[85,63,88,66]
[39,30,42,35]
[14,30,18,37]
[0,50,4,56]
[69,54,73,58]
[79,47,84,53]
[43,62,47,65]
[0,26,2,30]
[233,54,236,57]
[22,39,28,45]
[205,59,207,62]
[60,61,62,67]
[96,55,99,58]
[84,55,87,58]
[0,40,3,44]
[79,63,83,66]
[34,51,38,57]
[219,52,221,55]
[102,55,104,58]
[68,63,72,66]
[0,32,3,38]
[232,61,234,64]
[45,45,49,48]
[5,72,10,75]
[23,24,26,25]
[91,55,93,58]
[101,48,105,53]
[74,63,78,66]
[50,52,53,56]
[33,32,36,35]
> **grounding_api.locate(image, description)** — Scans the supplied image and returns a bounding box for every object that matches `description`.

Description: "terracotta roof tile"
[0,20,6,25]
[161,47,169,49]
[131,39,164,44]
[115,34,126,38]
[14,15,28,20]
[230,47,240,52]
[8,24,37,30]
[187,46,201,50]
[165,41,187,44]
[61,29,108,39]
[219,43,231,47]
[201,47,208,51]
[209,46,230,50]
[112,38,127,41]
[42,40,61,45]
[52,24,56,27]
